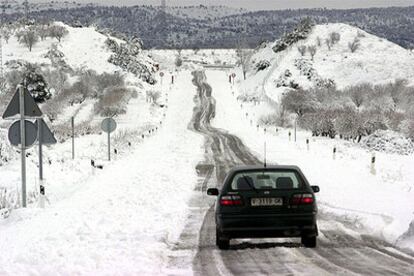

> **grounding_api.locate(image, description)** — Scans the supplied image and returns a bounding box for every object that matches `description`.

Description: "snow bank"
[0,71,204,274]
[208,70,414,251]
[363,130,414,155]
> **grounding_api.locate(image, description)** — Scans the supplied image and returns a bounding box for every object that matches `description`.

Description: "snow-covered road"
[189,70,414,276]
[0,71,204,275]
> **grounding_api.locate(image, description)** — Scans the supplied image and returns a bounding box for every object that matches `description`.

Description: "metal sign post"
[71,116,75,159]
[101,118,117,161]
[34,118,57,182]
[3,85,43,208]
[19,87,27,207]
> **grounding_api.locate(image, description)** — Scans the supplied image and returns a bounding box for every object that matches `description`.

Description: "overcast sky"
[30,0,414,10]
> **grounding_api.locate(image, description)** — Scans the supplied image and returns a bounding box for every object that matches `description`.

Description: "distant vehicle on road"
[207,165,320,250]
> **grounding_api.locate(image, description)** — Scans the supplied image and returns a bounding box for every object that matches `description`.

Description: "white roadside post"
[370,152,376,175]
[35,119,57,208]
[306,138,310,151]
[333,146,337,160]
[71,116,75,159]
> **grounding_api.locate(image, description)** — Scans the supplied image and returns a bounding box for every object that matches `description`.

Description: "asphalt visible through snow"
[186,70,414,276]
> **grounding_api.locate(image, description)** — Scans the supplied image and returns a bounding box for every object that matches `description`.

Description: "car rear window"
[230,170,303,190]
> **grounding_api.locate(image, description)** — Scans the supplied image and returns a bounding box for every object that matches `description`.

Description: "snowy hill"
[0,22,166,210]
[244,23,414,102]
[1,0,97,14]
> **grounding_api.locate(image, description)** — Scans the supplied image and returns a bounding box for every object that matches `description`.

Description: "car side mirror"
[311,186,320,193]
[207,188,219,196]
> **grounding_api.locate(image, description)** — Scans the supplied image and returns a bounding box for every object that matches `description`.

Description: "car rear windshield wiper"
[242,174,258,193]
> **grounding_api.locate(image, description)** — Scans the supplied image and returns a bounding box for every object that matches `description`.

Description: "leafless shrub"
[94,86,133,117]
[325,38,332,50]
[348,37,361,53]
[308,45,317,60]
[316,36,321,47]
[297,45,307,56]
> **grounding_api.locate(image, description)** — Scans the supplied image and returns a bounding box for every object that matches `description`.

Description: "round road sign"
[160,72,164,77]
[232,73,236,78]
[8,120,38,148]
[101,118,117,133]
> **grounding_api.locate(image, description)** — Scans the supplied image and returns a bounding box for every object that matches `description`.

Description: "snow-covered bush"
[106,38,155,84]
[329,32,341,45]
[237,94,260,103]
[272,18,314,53]
[275,70,299,89]
[23,64,52,102]
[362,130,414,155]
[294,59,335,89]
[255,60,270,71]
[44,44,71,71]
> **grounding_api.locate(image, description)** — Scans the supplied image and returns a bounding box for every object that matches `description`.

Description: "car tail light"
[291,194,314,205]
[220,195,243,206]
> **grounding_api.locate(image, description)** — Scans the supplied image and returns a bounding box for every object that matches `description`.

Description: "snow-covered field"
[0,71,204,274]
[207,69,414,251]
[1,19,414,274]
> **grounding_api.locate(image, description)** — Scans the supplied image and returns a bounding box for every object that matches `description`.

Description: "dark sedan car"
[207,165,319,250]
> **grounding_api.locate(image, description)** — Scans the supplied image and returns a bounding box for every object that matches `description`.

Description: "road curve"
[188,70,414,276]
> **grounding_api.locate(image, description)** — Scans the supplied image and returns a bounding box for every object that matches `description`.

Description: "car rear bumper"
[217,213,317,238]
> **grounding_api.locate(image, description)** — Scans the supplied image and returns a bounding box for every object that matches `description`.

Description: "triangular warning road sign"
[34,119,57,145]
[2,87,43,119]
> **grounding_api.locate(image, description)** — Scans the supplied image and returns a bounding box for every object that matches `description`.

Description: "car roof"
[228,165,303,173]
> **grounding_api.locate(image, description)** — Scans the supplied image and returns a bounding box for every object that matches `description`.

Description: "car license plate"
[251,198,282,206]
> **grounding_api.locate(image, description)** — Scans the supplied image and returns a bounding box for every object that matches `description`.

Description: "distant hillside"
[2,5,414,49]
[244,23,414,102]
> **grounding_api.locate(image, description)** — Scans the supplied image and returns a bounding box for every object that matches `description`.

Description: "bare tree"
[308,45,317,60]
[17,28,39,52]
[325,38,332,50]
[1,29,11,43]
[348,37,360,53]
[50,25,69,43]
[297,45,307,56]
[38,25,50,41]
[281,88,318,117]
[316,36,322,47]
[236,39,252,80]
[345,83,371,108]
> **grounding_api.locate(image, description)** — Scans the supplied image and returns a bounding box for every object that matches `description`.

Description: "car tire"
[216,228,230,250]
[301,236,317,248]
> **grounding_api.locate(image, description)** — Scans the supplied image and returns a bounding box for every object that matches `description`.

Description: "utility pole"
[23,0,29,25]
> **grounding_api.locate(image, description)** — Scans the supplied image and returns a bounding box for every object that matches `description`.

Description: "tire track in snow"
[186,70,414,276]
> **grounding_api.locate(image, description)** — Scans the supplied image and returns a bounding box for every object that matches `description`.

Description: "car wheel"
[216,228,230,250]
[301,236,317,248]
